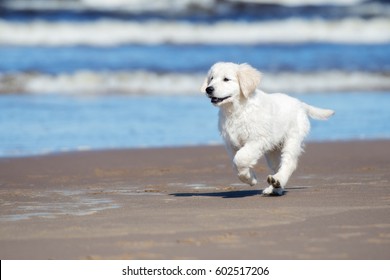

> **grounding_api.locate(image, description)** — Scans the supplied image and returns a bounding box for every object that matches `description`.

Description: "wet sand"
[0,141,389,259]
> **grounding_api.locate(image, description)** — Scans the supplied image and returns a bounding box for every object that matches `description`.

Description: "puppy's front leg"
[233,143,263,186]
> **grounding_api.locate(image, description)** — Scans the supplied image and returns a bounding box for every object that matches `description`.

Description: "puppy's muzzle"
[205,86,231,104]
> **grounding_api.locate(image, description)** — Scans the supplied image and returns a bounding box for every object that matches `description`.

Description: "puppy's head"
[201,62,262,106]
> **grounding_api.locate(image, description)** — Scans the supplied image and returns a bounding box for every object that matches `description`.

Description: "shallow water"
[0,92,389,157]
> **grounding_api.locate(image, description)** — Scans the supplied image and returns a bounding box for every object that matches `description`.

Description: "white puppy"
[201,62,334,195]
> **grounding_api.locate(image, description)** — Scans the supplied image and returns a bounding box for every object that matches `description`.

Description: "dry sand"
[0,141,389,259]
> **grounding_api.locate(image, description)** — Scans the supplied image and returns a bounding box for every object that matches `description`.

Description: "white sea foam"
[80,0,214,12]
[1,17,389,46]
[1,70,389,95]
[0,0,214,12]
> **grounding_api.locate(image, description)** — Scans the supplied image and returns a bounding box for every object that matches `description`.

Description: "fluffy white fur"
[201,62,334,196]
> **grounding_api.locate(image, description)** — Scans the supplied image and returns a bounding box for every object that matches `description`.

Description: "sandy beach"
[0,141,389,259]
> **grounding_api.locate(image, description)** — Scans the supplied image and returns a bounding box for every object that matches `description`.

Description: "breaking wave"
[1,70,389,95]
[1,17,389,46]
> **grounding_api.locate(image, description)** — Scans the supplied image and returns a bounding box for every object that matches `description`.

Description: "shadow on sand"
[170,186,298,198]
[170,189,288,199]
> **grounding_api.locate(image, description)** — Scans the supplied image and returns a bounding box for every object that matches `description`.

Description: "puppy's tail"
[303,103,335,120]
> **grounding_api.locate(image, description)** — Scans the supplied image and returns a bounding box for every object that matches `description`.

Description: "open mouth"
[210,96,231,104]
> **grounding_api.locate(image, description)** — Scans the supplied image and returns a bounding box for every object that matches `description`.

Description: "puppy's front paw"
[238,174,257,186]
[267,175,281,188]
[263,176,284,196]
[238,171,257,186]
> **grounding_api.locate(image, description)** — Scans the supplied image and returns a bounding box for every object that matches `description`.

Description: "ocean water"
[1,93,389,157]
[0,0,389,157]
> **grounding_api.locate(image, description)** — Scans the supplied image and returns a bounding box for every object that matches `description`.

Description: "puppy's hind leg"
[264,138,303,195]
[263,149,284,195]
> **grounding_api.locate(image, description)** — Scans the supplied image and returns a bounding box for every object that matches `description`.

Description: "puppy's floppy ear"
[237,63,262,98]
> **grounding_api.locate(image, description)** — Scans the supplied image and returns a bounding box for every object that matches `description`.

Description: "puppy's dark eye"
[223,77,230,82]
[210,76,214,81]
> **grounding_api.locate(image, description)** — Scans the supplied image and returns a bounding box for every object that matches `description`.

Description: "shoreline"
[0,140,389,259]
[1,138,389,160]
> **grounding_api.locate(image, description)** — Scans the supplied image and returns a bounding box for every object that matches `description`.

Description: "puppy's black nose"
[206,86,214,95]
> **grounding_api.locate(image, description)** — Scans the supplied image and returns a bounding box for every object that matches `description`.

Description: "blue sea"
[0,0,390,157]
